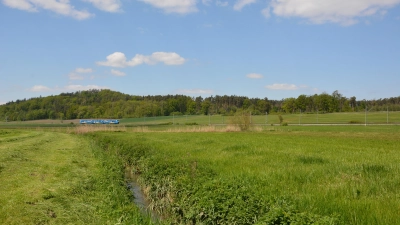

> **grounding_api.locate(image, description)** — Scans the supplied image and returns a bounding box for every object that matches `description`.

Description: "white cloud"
[68,73,84,80]
[266,83,299,90]
[29,85,52,92]
[267,0,400,25]
[202,0,212,6]
[111,69,126,76]
[83,0,121,13]
[2,0,94,20]
[246,73,263,79]
[261,7,270,18]
[75,68,93,73]
[233,0,256,11]
[64,84,108,91]
[67,68,93,80]
[28,84,109,92]
[96,52,129,68]
[176,89,214,94]
[138,0,197,14]
[97,52,186,68]
[150,52,186,65]
[216,1,228,7]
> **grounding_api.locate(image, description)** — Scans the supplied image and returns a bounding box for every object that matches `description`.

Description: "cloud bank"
[2,0,123,19]
[266,83,299,90]
[266,0,400,25]
[97,52,186,68]
[111,69,126,76]
[84,0,122,13]
[29,84,109,92]
[138,0,197,14]
[2,0,94,20]
[246,73,263,79]
[233,0,256,11]
[68,68,94,80]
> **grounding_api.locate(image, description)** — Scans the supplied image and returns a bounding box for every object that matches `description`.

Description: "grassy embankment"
[88,125,400,224]
[0,129,153,224]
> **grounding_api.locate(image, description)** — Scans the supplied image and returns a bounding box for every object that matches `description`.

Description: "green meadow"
[1,123,400,224]
[88,125,400,224]
[0,111,399,128]
[120,111,400,126]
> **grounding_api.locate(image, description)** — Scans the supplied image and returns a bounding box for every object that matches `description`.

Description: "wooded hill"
[1,89,400,121]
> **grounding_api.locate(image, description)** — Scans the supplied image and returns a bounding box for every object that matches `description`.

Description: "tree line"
[1,89,399,121]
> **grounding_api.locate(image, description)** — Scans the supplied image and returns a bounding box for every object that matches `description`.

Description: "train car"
[80,119,119,124]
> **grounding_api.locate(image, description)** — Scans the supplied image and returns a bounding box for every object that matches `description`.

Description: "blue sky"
[1,0,400,105]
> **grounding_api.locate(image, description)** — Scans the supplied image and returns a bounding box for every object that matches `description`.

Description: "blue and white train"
[80,119,119,124]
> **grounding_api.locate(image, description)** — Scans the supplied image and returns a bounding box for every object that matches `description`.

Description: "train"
[79,119,119,124]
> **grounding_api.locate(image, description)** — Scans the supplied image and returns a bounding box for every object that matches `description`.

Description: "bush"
[170,112,183,116]
[281,122,288,126]
[229,110,251,131]
[159,122,173,125]
[278,115,284,124]
[185,122,198,125]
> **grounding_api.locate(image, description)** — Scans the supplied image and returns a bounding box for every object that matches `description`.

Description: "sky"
[1,0,400,105]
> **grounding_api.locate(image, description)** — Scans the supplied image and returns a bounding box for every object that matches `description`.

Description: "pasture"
[119,111,400,126]
[88,125,400,224]
[1,121,400,224]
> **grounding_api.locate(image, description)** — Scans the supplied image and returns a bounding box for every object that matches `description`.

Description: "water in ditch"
[124,167,160,222]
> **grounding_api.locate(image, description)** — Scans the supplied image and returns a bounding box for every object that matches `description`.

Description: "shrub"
[278,115,284,124]
[229,110,251,131]
[170,112,183,116]
[185,122,198,125]
[281,122,288,126]
[158,122,173,125]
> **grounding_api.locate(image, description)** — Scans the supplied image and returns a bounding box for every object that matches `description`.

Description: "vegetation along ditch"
[85,126,400,225]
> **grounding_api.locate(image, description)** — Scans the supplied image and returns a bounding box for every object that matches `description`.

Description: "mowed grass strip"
[0,129,151,225]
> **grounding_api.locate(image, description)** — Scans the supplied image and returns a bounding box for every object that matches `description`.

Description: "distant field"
[120,112,400,126]
[1,112,399,128]
[88,126,400,224]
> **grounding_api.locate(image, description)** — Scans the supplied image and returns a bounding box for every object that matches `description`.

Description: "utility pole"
[265,112,268,124]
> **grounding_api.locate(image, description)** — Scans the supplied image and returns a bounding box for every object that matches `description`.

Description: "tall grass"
[87,126,400,224]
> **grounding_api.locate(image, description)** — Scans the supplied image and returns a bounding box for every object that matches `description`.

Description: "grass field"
[119,111,400,126]
[1,124,400,224]
[0,129,152,224]
[88,125,400,224]
[1,111,399,128]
